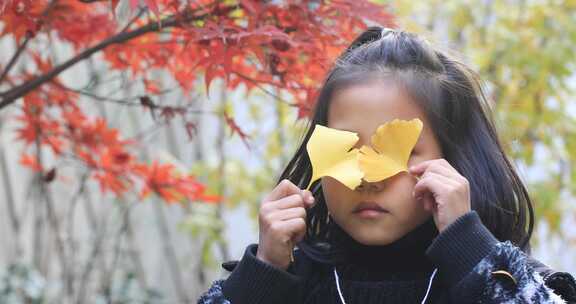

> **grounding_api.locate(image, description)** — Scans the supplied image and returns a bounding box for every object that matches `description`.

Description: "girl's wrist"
[426,211,498,286]
[256,250,290,271]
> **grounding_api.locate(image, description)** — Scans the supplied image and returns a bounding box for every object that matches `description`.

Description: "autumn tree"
[0,0,393,302]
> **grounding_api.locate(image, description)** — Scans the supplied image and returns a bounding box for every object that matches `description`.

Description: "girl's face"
[322,79,443,245]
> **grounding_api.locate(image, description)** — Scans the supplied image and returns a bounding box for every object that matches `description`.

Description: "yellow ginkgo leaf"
[306,125,364,190]
[358,118,423,182]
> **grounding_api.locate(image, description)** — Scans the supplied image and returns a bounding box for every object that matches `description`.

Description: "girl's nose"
[354,179,384,192]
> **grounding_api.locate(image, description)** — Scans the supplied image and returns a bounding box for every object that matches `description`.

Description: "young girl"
[197,27,576,304]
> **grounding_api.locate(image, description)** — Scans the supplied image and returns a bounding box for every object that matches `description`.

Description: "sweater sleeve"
[197,280,230,304]
[199,243,302,304]
[426,210,576,303]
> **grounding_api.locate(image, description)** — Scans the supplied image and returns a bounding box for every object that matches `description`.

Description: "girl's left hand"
[408,158,471,233]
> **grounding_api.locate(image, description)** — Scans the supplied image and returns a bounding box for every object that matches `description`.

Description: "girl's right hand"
[256,179,315,270]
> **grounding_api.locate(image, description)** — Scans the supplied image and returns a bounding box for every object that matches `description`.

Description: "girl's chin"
[349,229,402,246]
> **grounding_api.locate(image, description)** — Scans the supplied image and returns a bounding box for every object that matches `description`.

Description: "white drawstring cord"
[333,266,438,304]
[334,266,347,304]
[422,268,438,303]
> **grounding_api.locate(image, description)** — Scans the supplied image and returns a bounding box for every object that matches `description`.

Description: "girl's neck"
[329,216,438,273]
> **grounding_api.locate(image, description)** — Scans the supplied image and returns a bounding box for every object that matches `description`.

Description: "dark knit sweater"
[220,211,501,304]
[299,216,441,303]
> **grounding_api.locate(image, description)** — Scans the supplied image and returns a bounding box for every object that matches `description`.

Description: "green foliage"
[0,263,45,304]
[95,272,165,304]
[179,203,226,268]
[393,0,576,231]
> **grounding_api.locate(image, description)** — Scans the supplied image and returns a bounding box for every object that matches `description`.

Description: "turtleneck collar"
[327,216,439,274]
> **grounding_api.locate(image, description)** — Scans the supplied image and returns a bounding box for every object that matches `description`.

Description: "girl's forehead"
[327,81,428,135]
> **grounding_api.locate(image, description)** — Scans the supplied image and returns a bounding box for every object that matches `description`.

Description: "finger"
[408,159,436,175]
[269,207,307,221]
[422,192,436,212]
[422,170,459,187]
[414,161,447,176]
[407,170,422,182]
[264,179,302,202]
[280,217,307,243]
[409,159,457,177]
[422,161,462,180]
[416,187,437,213]
[273,192,315,211]
[415,191,434,212]
[266,193,306,211]
[413,172,456,199]
[300,189,315,207]
[421,164,462,184]
[284,190,315,209]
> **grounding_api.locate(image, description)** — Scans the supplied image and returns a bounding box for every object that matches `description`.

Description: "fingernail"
[307,196,315,203]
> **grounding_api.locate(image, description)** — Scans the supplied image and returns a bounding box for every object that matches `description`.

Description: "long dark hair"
[276,26,534,262]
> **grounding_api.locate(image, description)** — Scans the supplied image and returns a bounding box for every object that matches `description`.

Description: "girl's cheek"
[407,153,420,166]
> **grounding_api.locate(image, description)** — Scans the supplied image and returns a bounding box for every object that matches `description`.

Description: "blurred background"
[1,0,575,303]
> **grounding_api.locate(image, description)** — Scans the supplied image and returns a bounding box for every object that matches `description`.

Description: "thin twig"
[153,199,190,302]
[124,213,150,292]
[0,147,22,258]
[102,201,138,303]
[74,186,111,303]
[55,81,178,105]
[64,171,90,300]
[119,8,146,34]
[234,72,302,108]
[34,133,73,298]
[216,83,230,261]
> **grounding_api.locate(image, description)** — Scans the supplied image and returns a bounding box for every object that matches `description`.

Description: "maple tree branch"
[0,4,219,110]
[0,0,58,85]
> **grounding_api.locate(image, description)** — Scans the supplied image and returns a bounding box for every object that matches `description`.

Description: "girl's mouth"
[352,201,389,218]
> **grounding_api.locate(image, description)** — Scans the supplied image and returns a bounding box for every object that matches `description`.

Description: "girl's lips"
[354,209,388,219]
[352,201,389,213]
